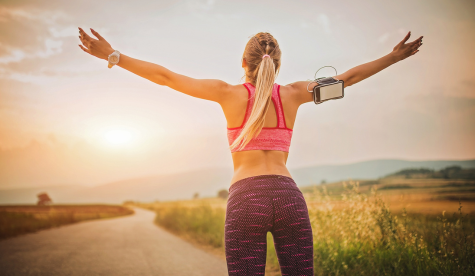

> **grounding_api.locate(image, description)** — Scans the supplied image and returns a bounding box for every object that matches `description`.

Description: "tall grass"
[137,182,475,275]
[307,182,475,275]
[153,203,226,248]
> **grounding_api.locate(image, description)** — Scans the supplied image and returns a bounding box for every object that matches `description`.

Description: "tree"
[37,193,52,206]
[217,189,229,199]
[193,192,199,199]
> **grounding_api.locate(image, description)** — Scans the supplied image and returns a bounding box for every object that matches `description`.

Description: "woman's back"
[221,83,301,185]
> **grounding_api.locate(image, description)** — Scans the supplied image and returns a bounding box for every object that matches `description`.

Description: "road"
[0,207,228,276]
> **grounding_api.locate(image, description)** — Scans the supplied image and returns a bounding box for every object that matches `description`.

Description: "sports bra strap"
[274,84,287,129]
[243,83,287,129]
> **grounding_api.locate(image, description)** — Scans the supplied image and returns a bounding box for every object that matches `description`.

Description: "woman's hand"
[78,27,115,61]
[391,31,423,62]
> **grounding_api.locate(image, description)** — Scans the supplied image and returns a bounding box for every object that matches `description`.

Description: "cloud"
[49,26,78,38]
[0,39,63,65]
[0,78,39,108]
[379,29,410,44]
[300,20,309,29]
[0,48,25,63]
[318,13,331,34]
[450,79,475,99]
[378,33,390,43]
[0,6,69,66]
[187,0,215,13]
[405,88,475,122]
[36,39,63,58]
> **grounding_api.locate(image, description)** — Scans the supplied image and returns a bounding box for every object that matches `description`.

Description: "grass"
[306,183,475,275]
[0,204,134,240]
[134,181,475,276]
[153,202,226,248]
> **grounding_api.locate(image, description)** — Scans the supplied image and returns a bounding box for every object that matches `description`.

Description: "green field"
[135,167,475,276]
[0,204,134,240]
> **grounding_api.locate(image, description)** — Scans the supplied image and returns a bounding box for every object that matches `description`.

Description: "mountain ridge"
[1,158,474,204]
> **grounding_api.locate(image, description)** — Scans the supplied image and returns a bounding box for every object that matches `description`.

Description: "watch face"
[110,55,119,63]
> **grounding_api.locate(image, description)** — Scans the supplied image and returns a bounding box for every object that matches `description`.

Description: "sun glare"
[104,129,133,146]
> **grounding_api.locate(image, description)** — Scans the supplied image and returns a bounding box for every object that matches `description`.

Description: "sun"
[104,129,133,146]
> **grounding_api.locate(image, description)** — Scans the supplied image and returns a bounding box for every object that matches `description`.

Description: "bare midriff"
[230,150,292,186]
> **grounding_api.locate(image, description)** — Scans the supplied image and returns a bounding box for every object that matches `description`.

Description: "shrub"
[154,203,225,248]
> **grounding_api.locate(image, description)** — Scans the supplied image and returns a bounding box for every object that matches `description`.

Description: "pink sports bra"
[227,83,293,153]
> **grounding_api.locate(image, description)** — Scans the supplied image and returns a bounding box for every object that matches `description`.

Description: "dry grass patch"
[0,204,134,240]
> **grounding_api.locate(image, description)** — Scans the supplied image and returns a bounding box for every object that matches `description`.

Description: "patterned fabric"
[225,175,314,275]
[227,83,293,153]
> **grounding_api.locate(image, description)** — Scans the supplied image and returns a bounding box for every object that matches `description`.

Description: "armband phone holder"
[307,66,344,105]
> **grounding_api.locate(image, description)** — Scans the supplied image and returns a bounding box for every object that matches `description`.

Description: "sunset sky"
[0,0,474,189]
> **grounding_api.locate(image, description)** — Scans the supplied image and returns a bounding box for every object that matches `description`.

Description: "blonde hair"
[230,33,282,151]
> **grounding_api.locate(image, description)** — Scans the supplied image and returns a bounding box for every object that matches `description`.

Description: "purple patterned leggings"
[225,174,314,275]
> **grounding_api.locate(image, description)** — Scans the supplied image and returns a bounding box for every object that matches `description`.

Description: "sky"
[0,0,474,189]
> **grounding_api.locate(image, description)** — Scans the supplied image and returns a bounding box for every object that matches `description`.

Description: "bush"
[154,203,225,248]
[217,189,229,199]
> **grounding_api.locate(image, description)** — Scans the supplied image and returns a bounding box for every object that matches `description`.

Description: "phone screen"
[320,82,343,101]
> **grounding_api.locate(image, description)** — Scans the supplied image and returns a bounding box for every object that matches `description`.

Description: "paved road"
[0,207,228,276]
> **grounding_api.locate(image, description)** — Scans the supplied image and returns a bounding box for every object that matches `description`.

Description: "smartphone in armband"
[307,66,345,105]
[313,77,344,104]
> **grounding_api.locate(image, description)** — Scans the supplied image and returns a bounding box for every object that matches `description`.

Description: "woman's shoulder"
[224,82,300,100]
[278,81,314,106]
[276,82,300,100]
[219,83,251,106]
[278,81,303,92]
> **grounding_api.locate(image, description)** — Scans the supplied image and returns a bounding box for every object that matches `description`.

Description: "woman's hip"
[226,174,305,210]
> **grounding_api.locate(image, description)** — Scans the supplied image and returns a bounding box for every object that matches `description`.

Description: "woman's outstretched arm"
[289,31,423,105]
[78,27,233,104]
[336,31,423,87]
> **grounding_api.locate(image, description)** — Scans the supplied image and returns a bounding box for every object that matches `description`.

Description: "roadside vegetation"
[135,166,475,275]
[0,204,134,240]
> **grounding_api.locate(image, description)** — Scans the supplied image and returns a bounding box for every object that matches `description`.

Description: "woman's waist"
[230,149,291,182]
[228,174,301,200]
[231,149,289,166]
[230,163,291,185]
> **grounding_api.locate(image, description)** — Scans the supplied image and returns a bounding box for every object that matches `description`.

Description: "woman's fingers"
[78,28,93,42]
[78,44,91,55]
[78,35,88,47]
[78,27,97,50]
[90,28,107,42]
[412,36,423,45]
[398,31,411,47]
[78,27,99,53]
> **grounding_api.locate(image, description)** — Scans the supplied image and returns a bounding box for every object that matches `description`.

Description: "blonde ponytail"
[230,53,276,151]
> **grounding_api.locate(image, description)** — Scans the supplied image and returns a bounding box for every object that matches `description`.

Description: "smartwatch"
[108,50,120,68]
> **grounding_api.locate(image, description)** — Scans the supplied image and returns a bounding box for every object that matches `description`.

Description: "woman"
[78,28,422,275]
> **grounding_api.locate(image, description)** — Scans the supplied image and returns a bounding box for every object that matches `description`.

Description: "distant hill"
[0,185,86,205]
[0,168,233,204]
[1,159,474,204]
[385,166,475,180]
[291,159,475,185]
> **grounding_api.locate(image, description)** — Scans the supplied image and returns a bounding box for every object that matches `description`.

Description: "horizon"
[1,157,474,191]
